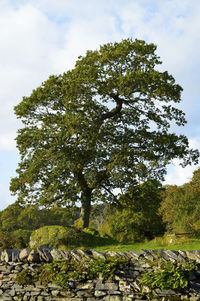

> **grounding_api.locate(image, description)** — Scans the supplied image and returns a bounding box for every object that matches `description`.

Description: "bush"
[140,259,197,291]
[16,270,34,285]
[39,258,121,287]
[29,225,114,249]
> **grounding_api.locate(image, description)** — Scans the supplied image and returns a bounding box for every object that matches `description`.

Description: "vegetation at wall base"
[16,270,35,286]
[17,257,128,288]
[140,259,198,291]
[16,252,199,295]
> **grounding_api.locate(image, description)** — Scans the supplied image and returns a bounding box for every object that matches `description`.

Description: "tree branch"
[100,93,123,121]
[101,184,120,205]
[92,170,108,188]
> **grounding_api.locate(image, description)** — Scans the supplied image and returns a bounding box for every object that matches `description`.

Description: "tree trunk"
[80,187,92,228]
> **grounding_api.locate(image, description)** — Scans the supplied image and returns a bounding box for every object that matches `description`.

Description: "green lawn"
[94,239,200,253]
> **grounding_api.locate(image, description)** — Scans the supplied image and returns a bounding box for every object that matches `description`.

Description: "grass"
[94,238,200,253]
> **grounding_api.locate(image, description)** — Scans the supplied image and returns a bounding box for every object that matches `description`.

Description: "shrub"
[38,258,121,287]
[16,270,34,285]
[29,225,114,249]
[140,259,198,291]
[29,225,75,249]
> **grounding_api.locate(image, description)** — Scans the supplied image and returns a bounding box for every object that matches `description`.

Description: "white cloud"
[0,183,15,210]
[164,138,200,186]
[0,3,64,151]
[0,133,16,151]
[53,16,122,73]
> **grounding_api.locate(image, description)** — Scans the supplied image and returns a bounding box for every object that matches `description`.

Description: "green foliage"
[140,259,197,291]
[30,225,76,249]
[99,180,165,242]
[0,229,31,250]
[89,204,113,231]
[159,168,200,234]
[39,258,121,287]
[73,217,83,229]
[29,225,114,249]
[16,270,34,285]
[10,38,198,228]
[0,201,76,232]
[0,203,23,231]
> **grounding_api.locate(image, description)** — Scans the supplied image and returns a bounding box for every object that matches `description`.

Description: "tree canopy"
[159,168,200,234]
[10,38,199,227]
[98,180,165,242]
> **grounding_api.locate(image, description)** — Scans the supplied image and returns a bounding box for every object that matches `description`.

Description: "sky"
[0,0,200,210]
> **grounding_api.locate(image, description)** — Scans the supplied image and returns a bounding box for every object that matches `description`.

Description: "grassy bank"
[94,238,200,253]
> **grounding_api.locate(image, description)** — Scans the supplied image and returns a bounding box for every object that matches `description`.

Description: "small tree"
[159,168,200,233]
[10,38,199,227]
[101,180,166,242]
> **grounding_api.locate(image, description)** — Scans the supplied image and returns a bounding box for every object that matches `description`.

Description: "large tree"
[10,39,199,227]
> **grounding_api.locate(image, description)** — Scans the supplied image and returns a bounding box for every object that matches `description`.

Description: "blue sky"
[0,0,200,209]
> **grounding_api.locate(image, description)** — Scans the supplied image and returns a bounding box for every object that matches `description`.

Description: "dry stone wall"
[0,247,200,300]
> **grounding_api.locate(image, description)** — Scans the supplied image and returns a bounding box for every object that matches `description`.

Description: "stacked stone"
[0,248,200,300]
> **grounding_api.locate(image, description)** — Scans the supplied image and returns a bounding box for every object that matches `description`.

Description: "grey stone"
[94,290,107,297]
[0,297,13,301]
[12,250,20,262]
[106,251,120,258]
[27,250,40,263]
[1,250,13,262]
[50,249,63,260]
[104,296,123,301]
[95,280,118,292]
[154,288,176,296]
[37,246,53,263]
[79,282,94,290]
[77,290,93,297]
[119,280,131,292]
[60,250,71,260]
[140,249,154,261]
[77,249,92,259]
[0,265,12,272]
[48,283,62,289]
[178,250,187,258]
[116,252,129,258]
[194,250,200,260]
[91,249,106,259]
[125,251,142,260]
[95,279,106,290]
[19,249,30,261]
[71,249,82,261]
[164,250,179,261]
[68,281,76,289]
[12,284,23,289]
[186,251,199,262]
[51,290,60,296]
[150,249,158,255]
[189,297,200,301]
[105,282,119,292]
[7,289,16,296]
[159,249,171,261]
